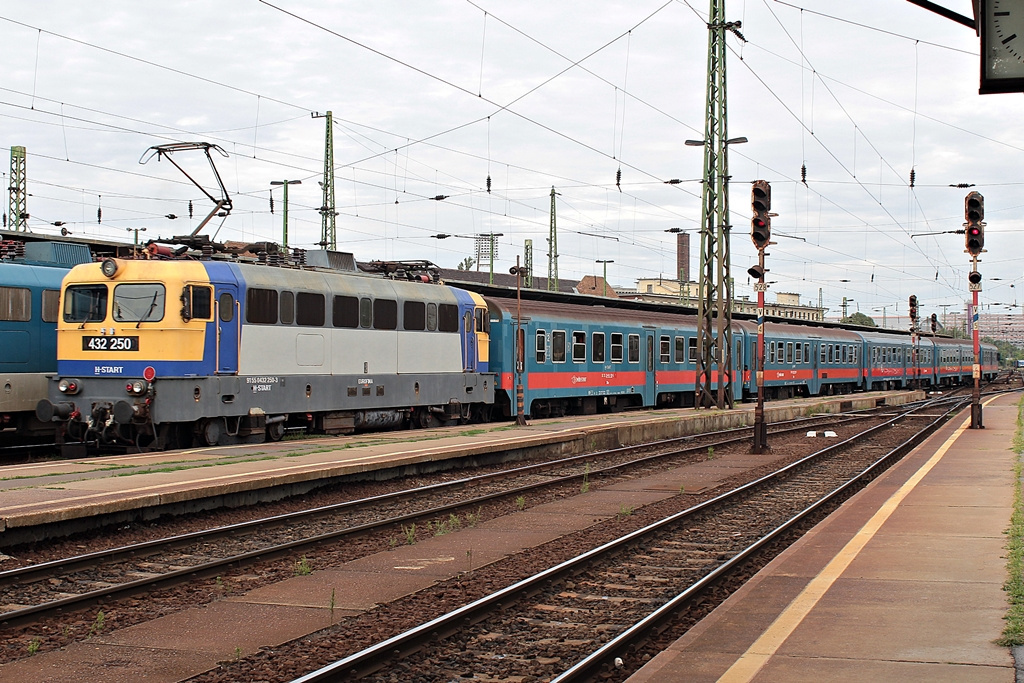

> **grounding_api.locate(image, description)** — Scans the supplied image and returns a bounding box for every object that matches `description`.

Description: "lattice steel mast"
[547,186,560,291]
[8,146,27,231]
[312,111,338,250]
[695,0,742,409]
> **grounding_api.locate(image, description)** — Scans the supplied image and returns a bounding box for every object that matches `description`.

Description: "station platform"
[626,391,1020,683]
[0,391,918,545]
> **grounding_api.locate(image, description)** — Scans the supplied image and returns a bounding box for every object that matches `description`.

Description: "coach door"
[214,283,239,375]
[645,333,656,404]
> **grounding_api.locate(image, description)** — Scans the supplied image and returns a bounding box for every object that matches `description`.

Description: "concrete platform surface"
[626,392,1019,683]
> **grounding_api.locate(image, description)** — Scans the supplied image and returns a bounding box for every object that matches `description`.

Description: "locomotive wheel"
[199,418,222,446]
[267,421,285,442]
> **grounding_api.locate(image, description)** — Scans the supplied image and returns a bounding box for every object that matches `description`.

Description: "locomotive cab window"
[474,308,489,333]
[359,298,372,328]
[113,283,165,323]
[0,286,31,322]
[181,284,213,321]
[426,303,438,331]
[64,284,107,323]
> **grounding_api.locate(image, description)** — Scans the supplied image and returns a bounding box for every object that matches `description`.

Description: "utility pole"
[548,187,559,292]
[270,179,301,249]
[691,0,745,410]
[8,146,27,231]
[312,111,337,250]
[596,259,614,296]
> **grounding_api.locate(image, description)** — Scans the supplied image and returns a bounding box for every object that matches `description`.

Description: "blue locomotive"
[1,239,93,440]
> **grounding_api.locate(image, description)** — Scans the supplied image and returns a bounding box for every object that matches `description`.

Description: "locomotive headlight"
[58,378,81,395]
[126,380,149,395]
[100,258,119,278]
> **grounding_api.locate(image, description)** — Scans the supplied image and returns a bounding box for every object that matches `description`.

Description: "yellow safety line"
[719,396,1000,682]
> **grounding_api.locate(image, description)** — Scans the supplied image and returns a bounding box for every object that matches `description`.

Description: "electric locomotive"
[37,252,494,452]
[1,239,93,440]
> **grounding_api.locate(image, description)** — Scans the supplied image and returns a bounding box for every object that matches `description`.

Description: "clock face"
[982,0,1024,93]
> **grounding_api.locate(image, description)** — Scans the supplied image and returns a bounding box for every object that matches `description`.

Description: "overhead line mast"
[694,0,744,410]
[313,111,337,251]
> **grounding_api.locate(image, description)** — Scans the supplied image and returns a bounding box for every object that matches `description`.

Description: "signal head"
[968,270,982,285]
[751,180,771,212]
[965,191,984,223]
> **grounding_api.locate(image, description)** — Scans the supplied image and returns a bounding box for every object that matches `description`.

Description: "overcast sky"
[3,1,1020,321]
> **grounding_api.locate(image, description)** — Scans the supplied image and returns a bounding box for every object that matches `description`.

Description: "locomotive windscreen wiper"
[137,291,160,328]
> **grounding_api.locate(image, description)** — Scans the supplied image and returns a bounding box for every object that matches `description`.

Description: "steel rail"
[290,398,966,682]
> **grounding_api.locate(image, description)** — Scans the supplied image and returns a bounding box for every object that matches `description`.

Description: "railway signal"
[931,313,938,333]
[965,191,985,256]
[750,180,771,249]
[908,295,918,322]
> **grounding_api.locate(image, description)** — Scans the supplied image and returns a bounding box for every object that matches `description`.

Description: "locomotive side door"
[463,310,477,372]
[214,283,239,375]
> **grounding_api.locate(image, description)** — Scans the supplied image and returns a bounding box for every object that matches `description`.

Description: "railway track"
[290,397,967,682]
[0,404,909,630]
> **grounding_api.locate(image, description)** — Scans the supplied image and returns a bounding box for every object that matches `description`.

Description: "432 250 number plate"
[82,336,139,351]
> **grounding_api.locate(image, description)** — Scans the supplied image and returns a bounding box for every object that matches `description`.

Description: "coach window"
[278,291,294,325]
[768,341,775,364]
[41,289,60,323]
[296,292,326,327]
[373,299,398,330]
[628,333,640,363]
[113,283,165,323]
[572,331,586,362]
[786,341,794,363]
[0,286,31,322]
[611,333,624,363]
[404,301,426,330]
[426,303,438,331]
[245,288,277,324]
[552,331,566,363]
[438,303,459,332]
[333,295,358,328]
[660,336,671,363]
[536,330,547,363]
[804,343,811,363]
[593,332,606,363]
[795,343,803,363]
[675,336,685,363]
[688,337,697,363]
[820,344,827,364]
